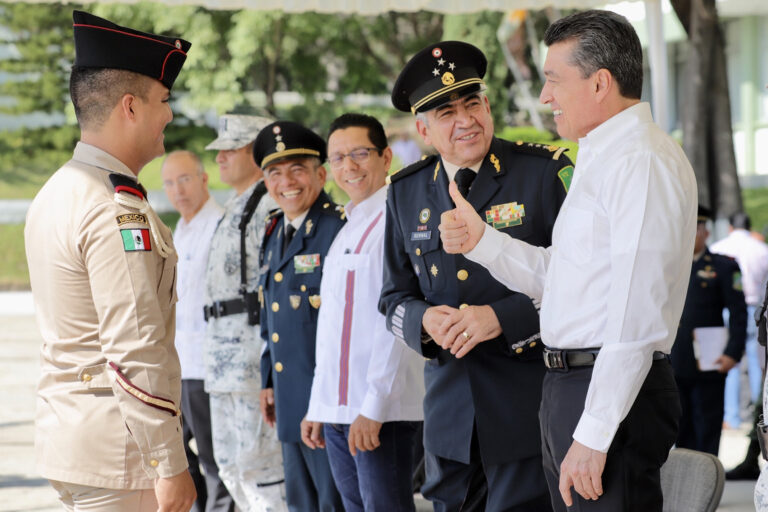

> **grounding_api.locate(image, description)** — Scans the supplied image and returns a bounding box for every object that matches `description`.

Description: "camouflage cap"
[205,114,273,151]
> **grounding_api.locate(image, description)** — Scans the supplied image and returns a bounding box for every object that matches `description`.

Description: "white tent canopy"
[15,0,607,12]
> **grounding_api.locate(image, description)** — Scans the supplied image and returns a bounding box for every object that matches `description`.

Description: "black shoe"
[725,461,761,480]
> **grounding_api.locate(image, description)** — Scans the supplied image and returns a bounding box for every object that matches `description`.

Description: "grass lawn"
[0,224,30,289]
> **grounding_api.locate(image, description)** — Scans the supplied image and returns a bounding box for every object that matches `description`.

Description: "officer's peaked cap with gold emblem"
[392,41,487,114]
[205,114,273,151]
[73,10,191,90]
[253,121,327,169]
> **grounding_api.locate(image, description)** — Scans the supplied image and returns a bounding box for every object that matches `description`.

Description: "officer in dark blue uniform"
[255,121,345,512]
[671,205,747,455]
[379,41,572,511]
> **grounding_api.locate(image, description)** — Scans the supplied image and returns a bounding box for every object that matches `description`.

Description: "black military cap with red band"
[72,10,191,90]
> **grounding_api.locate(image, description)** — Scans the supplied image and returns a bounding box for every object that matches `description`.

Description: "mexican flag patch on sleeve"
[121,229,152,251]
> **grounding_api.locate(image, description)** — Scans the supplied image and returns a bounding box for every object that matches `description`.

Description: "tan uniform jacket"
[25,142,187,489]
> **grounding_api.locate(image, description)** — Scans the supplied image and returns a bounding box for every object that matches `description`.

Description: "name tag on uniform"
[410,231,432,241]
[294,253,320,274]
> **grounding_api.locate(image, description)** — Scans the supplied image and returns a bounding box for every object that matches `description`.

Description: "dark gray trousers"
[539,359,681,512]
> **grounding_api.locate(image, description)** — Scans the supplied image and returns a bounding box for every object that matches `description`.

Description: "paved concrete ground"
[0,293,758,511]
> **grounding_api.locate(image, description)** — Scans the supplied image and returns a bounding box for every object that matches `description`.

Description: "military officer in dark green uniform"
[379,41,572,511]
[671,206,747,455]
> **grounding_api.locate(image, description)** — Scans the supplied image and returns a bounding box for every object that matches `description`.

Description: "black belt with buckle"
[203,298,247,321]
[543,348,668,371]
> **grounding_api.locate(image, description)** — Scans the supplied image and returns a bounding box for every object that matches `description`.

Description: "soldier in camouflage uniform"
[203,114,286,512]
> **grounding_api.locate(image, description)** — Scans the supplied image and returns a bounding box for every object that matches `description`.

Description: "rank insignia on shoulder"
[486,202,525,229]
[430,264,438,277]
[116,213,148,226]
[309,295,321,309]
[289,295,301,309]
[121,229,152,251]
[294,253,320,273]
[558,165,574,193]
[305,219,313,235]
[109,174,146,200]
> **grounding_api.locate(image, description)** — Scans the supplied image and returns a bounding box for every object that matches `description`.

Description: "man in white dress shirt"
[301,113,425,511]
[711,213,768,430]
[438,10,697,511]
[162,151,232,512]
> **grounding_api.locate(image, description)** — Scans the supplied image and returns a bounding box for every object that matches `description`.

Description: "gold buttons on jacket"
[272,333,279,343]
[301,285,307,292]
[150,459,159,467]
[515,347,523,354]
[459,303,468,310]
[272,302,279,312]
[274,272,283,282]
[457,269,468,281]
[415,248,421,256]
[81,373,92,382]
[529,341,537,348]
[275,362,284,372]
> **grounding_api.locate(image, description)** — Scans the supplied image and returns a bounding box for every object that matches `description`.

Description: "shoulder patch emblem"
[557,165,574,193]
[121,229,152,251]
[733,271,743,291]
[116,213,148,226]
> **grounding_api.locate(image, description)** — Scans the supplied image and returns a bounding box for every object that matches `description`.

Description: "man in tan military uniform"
[24,10,195,511]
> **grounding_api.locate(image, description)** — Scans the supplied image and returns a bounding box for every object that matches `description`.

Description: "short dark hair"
[544,10,643,100]
[69,66,151,130]
[328,113,388,153]
[730,212,751,230]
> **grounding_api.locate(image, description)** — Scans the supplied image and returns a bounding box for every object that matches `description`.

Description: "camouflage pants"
[210,392,287,512]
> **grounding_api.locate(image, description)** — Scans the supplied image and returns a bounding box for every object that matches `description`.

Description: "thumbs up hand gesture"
[439,181,486,254]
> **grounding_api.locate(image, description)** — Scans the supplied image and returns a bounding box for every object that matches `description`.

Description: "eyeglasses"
[328,147,380,169]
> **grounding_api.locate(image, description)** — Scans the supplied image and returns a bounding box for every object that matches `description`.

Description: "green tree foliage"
[0,2,567,199]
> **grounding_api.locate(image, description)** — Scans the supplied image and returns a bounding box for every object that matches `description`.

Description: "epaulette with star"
[510,141,569,161]
[320,201,346,221]
[386,154,439,185]
[510,141,573,193]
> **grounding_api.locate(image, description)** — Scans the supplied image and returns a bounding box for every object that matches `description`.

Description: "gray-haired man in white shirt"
[439,10,697,512]
[162,150,231,512]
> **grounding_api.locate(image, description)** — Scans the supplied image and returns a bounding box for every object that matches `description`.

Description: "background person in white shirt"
[711,213,768,430]
[162,151,232,512]
[438,10,697,511]
[301,113,425,512]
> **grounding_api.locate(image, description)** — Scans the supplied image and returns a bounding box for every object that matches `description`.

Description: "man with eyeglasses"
[203,114,286,511]
[300,113,426,511]
[161,150,231,512]
[379,41,572,510]
[257,121,345,512]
